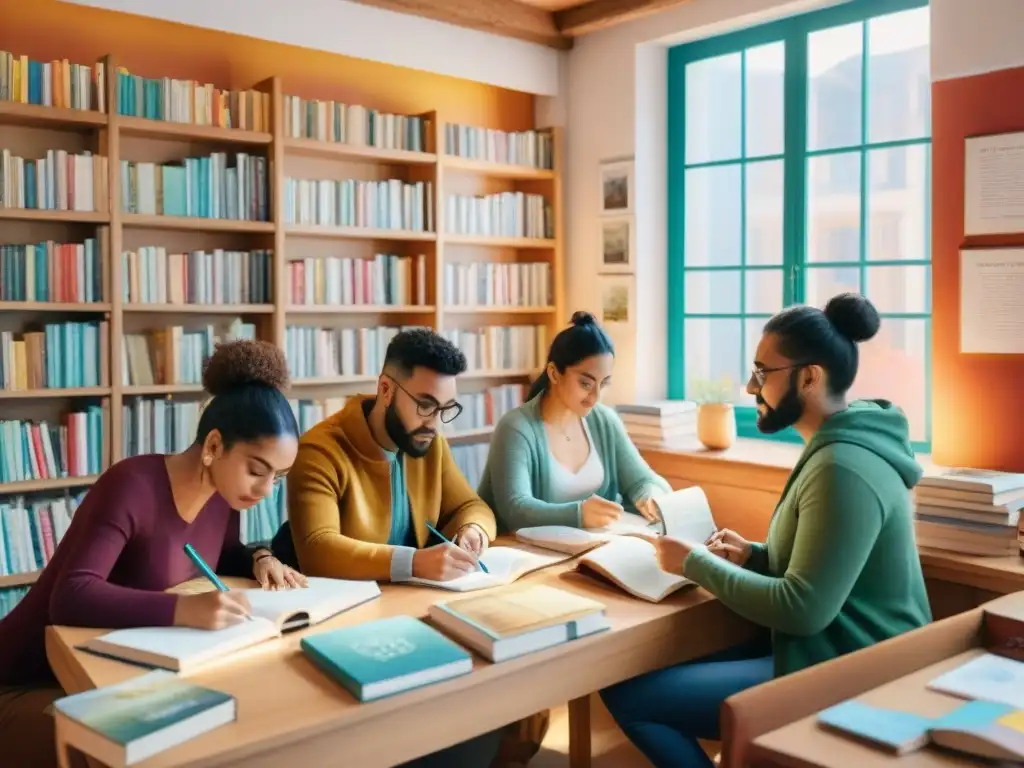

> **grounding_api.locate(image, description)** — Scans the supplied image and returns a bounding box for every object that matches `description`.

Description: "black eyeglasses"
[385,374,463,424]
[750,363,809,388]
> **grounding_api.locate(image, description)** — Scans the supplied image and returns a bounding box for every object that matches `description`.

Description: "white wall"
[62,0,563,96]
[564,0,1024,404]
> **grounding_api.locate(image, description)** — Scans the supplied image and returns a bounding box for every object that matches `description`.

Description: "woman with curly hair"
[0,338,305,766]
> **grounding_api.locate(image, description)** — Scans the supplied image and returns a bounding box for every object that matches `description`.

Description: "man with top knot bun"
[0,339,305,767]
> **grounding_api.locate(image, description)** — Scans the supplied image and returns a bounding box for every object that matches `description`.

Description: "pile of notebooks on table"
[615,400,697,448]
[914,467,1024,557]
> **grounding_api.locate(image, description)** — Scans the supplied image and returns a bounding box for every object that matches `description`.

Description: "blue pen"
[184,543,253,620]
[425,522,489,573]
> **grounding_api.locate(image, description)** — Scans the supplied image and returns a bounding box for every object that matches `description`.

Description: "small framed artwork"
[599,217,634,273]
[599,159,633,215]
[600,275,633,326]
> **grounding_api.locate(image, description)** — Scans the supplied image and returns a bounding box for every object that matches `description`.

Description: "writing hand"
[634,497,661,523]
[454,523,489,556]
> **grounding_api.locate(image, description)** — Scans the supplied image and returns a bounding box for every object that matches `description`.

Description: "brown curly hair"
[202,339,290,396]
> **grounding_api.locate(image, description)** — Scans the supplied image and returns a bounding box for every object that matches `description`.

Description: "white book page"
[87,618,279,666]
[515,526,611,555]
[927,653,1024,708]
[590,511,658,536]
[407,545,567,592]
[655,487,717,542]
[242,577,381,626]
[579,536,689,603]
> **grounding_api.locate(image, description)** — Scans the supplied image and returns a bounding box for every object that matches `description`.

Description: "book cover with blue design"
[817,700,932,754]
[300,615,473,702]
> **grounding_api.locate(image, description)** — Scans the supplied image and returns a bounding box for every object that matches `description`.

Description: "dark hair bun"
[570,311,597,328]
[202,339,290,397]
[824,293,880,343]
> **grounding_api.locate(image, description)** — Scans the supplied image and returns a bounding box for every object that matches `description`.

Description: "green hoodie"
[684,399,932,678]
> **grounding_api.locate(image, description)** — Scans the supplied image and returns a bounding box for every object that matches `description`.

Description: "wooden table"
[47,562,756,768]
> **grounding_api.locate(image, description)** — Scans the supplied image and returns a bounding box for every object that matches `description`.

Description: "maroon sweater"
[0,454,255,685]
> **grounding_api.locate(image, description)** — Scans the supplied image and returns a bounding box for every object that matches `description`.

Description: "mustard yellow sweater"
[286,396,497,581]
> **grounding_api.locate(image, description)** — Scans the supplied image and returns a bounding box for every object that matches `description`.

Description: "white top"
[547,419,606,504]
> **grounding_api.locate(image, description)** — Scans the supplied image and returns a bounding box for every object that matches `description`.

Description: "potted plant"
[689,377,737,450]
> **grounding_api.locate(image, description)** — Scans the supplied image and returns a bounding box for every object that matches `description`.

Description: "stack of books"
[914,468,1024,557]
[615,401,697,448]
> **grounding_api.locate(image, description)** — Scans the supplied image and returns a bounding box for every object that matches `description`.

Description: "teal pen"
[183,543,253,620]
[425,522,489,573]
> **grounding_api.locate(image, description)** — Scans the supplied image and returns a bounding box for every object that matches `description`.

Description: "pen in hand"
[424,522,489,573]
[183,543,254,621]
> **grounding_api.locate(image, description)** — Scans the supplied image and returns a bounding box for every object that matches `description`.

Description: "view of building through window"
[674,3,931,444]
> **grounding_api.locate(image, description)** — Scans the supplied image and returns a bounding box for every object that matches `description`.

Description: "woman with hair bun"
[600,293,932,768]
[0,339,305,766]
[478,311,671,532]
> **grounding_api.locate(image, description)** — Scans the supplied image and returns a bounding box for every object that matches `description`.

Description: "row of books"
[121,155,269,222]
[283,97,430,153]
[0,51,104,111]
[442,325,547,373]
[287,254,427,308]
[0,405,107,485]
[442,261,551,308]
[914,469,1024,557]
[122,319,257,388]
[0,321,109,391]
[0,239,104,304]
[282,178,433,232]
[444,124,554,170]
[444,192,553,240]
[122,247,274,306]
[0,149,108,212]
[441,385,525,435]
[283,325,412,381]
[116,71,271,131]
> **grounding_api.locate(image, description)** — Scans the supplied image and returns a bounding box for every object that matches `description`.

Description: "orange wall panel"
[0,0,534,130]
[932,66,1024,471]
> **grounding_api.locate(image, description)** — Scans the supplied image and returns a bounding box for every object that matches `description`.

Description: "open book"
[80,578,382,673]
[405,545,571,593]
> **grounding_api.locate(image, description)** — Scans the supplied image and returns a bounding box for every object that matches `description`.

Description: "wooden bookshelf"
[0,53,564,590]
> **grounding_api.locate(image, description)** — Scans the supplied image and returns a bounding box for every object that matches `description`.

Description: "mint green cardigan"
[477,397,673,531]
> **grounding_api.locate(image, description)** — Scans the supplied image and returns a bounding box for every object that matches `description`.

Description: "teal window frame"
[667,0,932,452]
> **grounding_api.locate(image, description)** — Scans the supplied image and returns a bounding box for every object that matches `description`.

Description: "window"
[667,0,931,449]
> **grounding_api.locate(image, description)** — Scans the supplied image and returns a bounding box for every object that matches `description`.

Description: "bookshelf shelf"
[0,570,43,588]
[445,306,555,315]
[0,475,99,494]
[285,304,435,315]
[0,387,110,399]
[0,209,109,224]
[118,116,273,145]
[285,225,437,242]
[441,155,555,180]
[122,384,205,396]
[0,302,111,312]
[443,234,556,249]
[123,304,275,315]
[0,101,106,130]
[461,369,538,380]
[282,137,436,165]
[290,376,379,388]
[121,214,275,233]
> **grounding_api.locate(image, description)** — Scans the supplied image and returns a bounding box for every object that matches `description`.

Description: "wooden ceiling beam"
[343,0,573,50]
[555,0,695,37]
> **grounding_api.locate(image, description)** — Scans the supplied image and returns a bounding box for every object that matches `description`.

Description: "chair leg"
[568,695,592,768]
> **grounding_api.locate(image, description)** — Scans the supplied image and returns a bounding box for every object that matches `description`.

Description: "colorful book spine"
[443,261,550,307]
[0,149,109,212]
[287,253,425,307]
[0,321,109,390]
[121,320,256,387]
[122,247,273,305]
[283,177,433,232]
[0,51,105,112]
[441,325,547,372]
[444,123,553,169]
[0,239,103,303]
[283,97,428,151]
[116,69,269,130]
[444,191,552,239]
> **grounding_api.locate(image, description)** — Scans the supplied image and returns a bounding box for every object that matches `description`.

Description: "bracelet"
[253,550,274,564]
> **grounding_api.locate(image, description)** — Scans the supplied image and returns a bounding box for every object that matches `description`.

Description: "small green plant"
[688,376,734,405]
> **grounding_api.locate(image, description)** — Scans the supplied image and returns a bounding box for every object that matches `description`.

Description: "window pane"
[867,145,928,261]
[741,318,769,405]
[806,266,860,307]
[686,53,742,164]
[807,153,862,262]
[685,165,742,266]
[866,265,930,313]
[868,7,930,143]
[808,22,863,151]
[745,42,785,158]
[685,318,743,400]
[848,318,928,442]
[746,160,784,266]
[745,269,784,314]
[686,270,742,314]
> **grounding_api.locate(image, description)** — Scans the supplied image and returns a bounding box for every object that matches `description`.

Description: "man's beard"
[756,371,804,434]
[385,399,435,458]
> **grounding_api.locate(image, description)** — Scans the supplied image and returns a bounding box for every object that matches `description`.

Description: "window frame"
[666,0,932,452]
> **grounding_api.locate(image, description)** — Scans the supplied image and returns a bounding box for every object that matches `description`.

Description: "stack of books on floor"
[914,468,1024,557]
[616,401,697,448]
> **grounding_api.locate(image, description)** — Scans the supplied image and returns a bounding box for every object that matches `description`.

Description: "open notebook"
[405,545,571,593]
[80,578,382,673]
[516,487,718,602]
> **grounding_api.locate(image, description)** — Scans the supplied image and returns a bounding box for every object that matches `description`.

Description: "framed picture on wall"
[600,274,633,326]
[599,159,634,215]
[599,217,634,274]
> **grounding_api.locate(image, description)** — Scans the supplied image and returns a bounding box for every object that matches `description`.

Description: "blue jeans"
[600,636,774,768]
